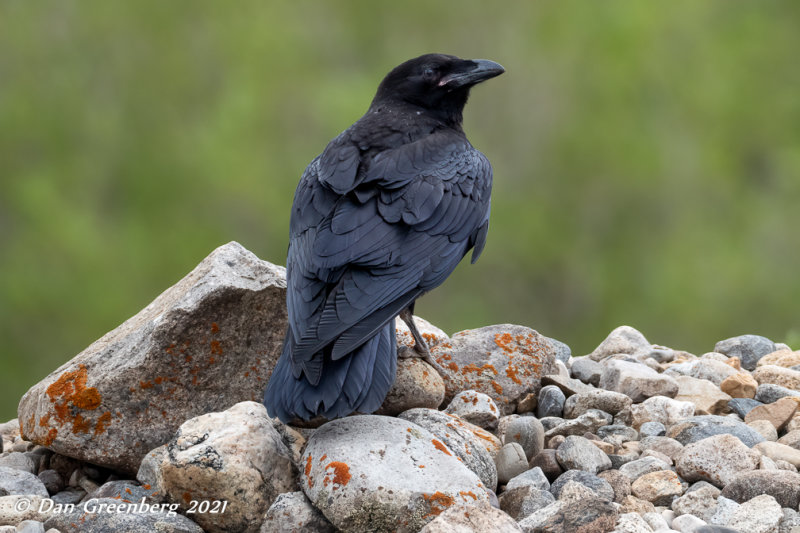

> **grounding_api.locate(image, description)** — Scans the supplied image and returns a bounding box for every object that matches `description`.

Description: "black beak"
[439,59,505,89]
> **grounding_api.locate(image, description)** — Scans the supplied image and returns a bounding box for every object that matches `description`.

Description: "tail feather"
[264,322,397,423]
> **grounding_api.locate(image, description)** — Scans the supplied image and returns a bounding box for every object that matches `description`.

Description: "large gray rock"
[720,470,800,508]
[714,334,776,371]
[155,401,296,533]
[755,383,800,404]
[420,501,523,532]
[399,408,498,490]
[506,467,550,492]
[496,443,529,485]
[555,436,611,474]
[671,485,720,523]
[589,326,652,361]
[666,415,766,447]
[0,467,48,497]
[18,242,287,473]
[619,457,671,482]
[599,360,679,402]
[42,498,204,533]
[261,491,335,533]
[301,415,488,533]
[675,434,760,488]
[430,325,558,415]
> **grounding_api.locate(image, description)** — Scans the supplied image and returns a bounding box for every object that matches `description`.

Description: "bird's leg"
[398,306,446,375]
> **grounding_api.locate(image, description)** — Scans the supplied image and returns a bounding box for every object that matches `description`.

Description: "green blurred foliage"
[1,1,799,420]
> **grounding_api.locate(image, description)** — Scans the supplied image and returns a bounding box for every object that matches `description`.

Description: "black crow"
[264,53,504,423]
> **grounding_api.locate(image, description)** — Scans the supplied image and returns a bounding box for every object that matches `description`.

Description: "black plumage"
[264,54,504,422]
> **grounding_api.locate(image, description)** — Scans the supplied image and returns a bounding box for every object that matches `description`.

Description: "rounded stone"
[496,443,529,485]
[443,390,499,430]
[555,436,611,474]
[549,470,614,501]
[502,416,545,461]
[631,470,683,506]
[537,386,566,418]
[301,415,488,533]
[639,422,666,439]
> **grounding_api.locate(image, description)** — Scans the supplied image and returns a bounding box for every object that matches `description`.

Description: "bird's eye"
[422,67,436,80]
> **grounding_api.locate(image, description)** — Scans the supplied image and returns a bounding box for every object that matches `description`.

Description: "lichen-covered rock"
[398,408,498,490]
[675,434,760,488]
[301,415,488,533]
[420,501,523,532]
[18,242,287,473]
[431,325,558,415]
[261,491,335,533]
[395,315,449,352]
[377,358,445,416]
[443,390,499,429]
[518,491,618,533]
[156,402,296,533]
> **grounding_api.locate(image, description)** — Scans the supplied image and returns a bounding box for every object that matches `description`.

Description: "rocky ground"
[1,242,799,533]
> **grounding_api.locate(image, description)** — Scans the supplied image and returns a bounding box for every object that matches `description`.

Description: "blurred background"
[1,1,799,420]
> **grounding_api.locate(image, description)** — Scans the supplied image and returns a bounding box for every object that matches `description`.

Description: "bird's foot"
[398,307,448,376]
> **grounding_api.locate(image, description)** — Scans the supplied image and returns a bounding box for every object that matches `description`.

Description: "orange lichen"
[211,322,219,334]
[39,413,50,427]
[43,428,58,446]
[448,362,459,371]
[459,491,478,501]
[324,462,351,487]
[305,454,313,484]
[182,492,192,505]
[94,412,112,436]
[139,380,154,389]
[210,340,223,355]
[431,439,452,456]
[506,366,522,384]
[423,492,455,516]
[143,484,152,490]
[72,414,91,434]
[491,381,504,395]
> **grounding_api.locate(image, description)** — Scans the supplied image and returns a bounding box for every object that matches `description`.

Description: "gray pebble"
[639,421,666,438]
[537,385,566,418]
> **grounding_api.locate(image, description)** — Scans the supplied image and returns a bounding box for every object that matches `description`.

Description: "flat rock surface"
[17,242,288,473]
[301,415,488,533]
[431,325,558,415]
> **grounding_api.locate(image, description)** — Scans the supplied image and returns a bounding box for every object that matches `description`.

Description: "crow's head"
[371,53,504,124]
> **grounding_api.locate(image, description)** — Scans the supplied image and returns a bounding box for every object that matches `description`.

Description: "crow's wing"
[287,132,492,384]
